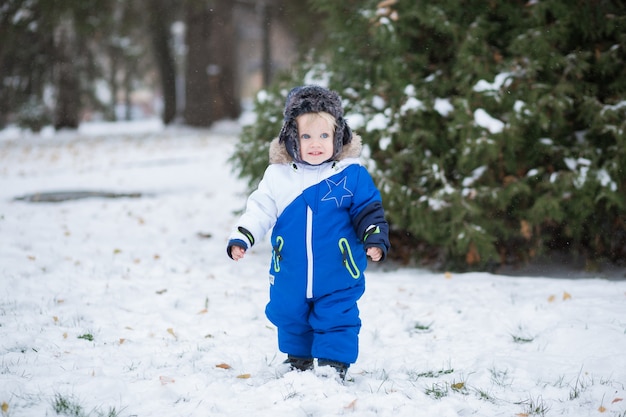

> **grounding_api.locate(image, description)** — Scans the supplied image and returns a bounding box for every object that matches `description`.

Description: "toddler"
[227,85,390,379]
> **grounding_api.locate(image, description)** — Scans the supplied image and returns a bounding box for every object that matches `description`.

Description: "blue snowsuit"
[228,135,390,365]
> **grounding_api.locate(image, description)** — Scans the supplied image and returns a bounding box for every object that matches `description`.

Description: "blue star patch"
[321,176,353,207]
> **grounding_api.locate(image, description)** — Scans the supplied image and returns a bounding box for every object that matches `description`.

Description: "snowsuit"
[227,135,389,365]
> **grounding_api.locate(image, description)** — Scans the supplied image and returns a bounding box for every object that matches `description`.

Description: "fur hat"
[278,85,352,163]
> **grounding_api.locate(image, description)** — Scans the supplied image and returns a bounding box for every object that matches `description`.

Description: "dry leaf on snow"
[344,399,357,410]
[159,376,175,385]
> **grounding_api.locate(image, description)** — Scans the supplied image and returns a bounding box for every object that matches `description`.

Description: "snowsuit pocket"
[339,238,361,279]
[272,236,284,272]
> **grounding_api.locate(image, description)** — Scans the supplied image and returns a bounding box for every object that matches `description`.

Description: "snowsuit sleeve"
[350,167,391,261]
[226,167,278,258]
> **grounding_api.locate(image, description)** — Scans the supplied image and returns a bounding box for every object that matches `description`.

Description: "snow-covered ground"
[1,120,625,417]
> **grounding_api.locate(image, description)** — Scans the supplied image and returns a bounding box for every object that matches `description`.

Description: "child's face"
[296,114,334,165]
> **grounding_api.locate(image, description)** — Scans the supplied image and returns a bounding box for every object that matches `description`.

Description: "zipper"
[305,206,314,298]
[304,165,322,299]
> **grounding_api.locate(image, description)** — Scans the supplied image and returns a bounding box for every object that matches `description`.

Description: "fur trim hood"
[269,133,363,165]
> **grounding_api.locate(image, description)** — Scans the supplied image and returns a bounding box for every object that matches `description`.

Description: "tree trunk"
[184,0,213,126]
[149,0,177,125]
[207,0,240,121]
[54,19,80,129]
[124,66,133,121]
[261,2,272,87]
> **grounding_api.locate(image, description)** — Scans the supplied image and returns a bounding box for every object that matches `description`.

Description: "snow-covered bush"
[16,96,52,132]
[232,0,626,270]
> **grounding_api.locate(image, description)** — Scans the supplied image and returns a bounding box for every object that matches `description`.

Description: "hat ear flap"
[279,120,300,162]
[332,119,352,160]
[341,121,352,145]
[278,121,289,144]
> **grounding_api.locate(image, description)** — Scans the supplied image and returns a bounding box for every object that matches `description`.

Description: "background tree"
[184,0,213,126]
[53,17,81,129]
[258,0,326,87]
[0,0,115,129]
[105,1,152,121]
[1,0,321,129]
[207,0,240,122]
[0,1,54,129]
[148,0,179,124]
[183,0,240,126]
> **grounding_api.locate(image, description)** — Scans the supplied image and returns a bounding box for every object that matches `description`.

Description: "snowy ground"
[1,120,625,417]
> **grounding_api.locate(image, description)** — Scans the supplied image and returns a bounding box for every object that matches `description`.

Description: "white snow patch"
[400,97,425,115]
[473,72,513,92]
[303,65,331,87]
[346,113,366,130]
[256,90,269,103]
[601,100,626,114]
[597,168,617,191]
[0,120,624,417]
[474,108,504,133]
[434,98,453,117]
[77,118,164,136]
[379,136,392,150]
[372,95,386,110]
[462,166,487,187]
[366,113,390,132]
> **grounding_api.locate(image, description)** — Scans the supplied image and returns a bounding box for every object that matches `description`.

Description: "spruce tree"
[234,0,626,270]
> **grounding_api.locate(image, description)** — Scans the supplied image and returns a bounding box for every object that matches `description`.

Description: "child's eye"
[321,133,329,138]
[301,134,311,139]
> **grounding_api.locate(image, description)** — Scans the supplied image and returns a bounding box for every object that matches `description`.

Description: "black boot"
[317,359,348,380]
[284,355,314,371]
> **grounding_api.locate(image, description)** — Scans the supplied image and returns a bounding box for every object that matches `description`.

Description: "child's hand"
[230,245,246,261]
[366,247,383,262]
